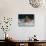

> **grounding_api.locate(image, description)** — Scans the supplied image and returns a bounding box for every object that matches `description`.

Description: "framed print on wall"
[18,14,35,27]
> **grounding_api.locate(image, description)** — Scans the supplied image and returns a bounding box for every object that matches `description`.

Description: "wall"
[0,0,46,40]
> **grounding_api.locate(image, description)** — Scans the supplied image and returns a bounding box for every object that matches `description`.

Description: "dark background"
[18,14,34,20]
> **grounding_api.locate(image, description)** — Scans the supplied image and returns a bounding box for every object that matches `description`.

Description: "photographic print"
[18,14,35,26]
